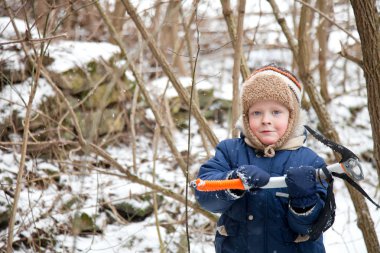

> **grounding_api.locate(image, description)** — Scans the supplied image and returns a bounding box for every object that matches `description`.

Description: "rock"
[72,212,101,235]
[105,195,163,222]
[113,202,153,222]
[0,209,10,231]
[76,108,125,140]
[49,62,108,94]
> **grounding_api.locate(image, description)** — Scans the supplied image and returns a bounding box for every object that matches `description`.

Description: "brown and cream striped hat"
[241,64,303,156]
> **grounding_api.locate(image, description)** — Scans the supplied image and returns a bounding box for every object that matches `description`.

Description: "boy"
[195,64,327,253]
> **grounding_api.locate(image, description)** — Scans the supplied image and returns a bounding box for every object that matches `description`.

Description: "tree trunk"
[350,0,380,182]
[231,0,245,137]
[160,0,187,76]
[110,1,126,35]
[220,0,250,81]
[348,1,380,249]
[297,2,380,253]
[317,0,332,103]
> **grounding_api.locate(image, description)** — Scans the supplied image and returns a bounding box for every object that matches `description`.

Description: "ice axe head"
[304,125,364,181]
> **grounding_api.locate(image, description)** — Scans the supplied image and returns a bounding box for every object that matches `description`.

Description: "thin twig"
[5,7,44,251]
[130,84,139,174]
[152,125,165,253]
[129,32,143,174]
[338,48,363,68]
[179,0,211,157]
[0,33,67,46]
[185,1,201,250]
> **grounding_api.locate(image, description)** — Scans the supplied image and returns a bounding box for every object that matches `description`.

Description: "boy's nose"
[262,113,272,124]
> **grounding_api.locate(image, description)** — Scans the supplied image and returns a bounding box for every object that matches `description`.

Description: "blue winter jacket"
[195,137,327,253]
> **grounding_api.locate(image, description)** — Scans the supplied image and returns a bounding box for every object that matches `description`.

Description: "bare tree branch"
[317,0,332,103]
[220,0,250,80]
[94,1,189,175]
[267,0,299,58]
[0,33,67,46]
[231,0,245,138]
[121,0,219,147]
[339,45,364,68]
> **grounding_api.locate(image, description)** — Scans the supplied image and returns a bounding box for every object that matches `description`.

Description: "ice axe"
[191,125,379,208]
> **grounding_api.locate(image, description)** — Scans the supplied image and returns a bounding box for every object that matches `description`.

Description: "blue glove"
[285,166,318,209]
[230,165,270,189]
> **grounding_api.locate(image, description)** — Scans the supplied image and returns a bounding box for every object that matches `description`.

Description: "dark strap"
[321,165,333,183]
[332,172,380,209]
[308,166,336,241]
[308,167,380,241]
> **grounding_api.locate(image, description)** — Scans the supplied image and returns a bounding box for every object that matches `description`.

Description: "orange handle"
[192,178,245,191]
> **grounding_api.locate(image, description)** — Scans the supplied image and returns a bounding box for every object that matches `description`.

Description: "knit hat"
[241,65,303,157]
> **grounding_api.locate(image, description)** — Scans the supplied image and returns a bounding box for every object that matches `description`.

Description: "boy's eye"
[252,111,261,116]
[272,110,282,116]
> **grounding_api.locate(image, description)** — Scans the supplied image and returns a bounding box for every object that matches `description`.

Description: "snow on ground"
[147,77,214,99]
[0,78,55,123]
[0,120,379,252]
[0,17,39,40]
[45,41,120,73]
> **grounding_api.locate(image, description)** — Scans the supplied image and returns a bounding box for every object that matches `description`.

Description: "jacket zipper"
[264,157,273,253]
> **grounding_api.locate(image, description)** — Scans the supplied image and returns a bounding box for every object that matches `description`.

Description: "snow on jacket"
[195,137,327,253]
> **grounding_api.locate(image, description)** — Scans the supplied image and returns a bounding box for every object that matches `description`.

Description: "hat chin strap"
[244,135,277,157]
[264,145,276,157]
[244,133,286,158]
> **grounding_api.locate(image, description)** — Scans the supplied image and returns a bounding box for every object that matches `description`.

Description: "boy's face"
[248,100,290,145]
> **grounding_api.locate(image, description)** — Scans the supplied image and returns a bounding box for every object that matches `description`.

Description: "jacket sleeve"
[287,154,328,235]
[194,140,242,213]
